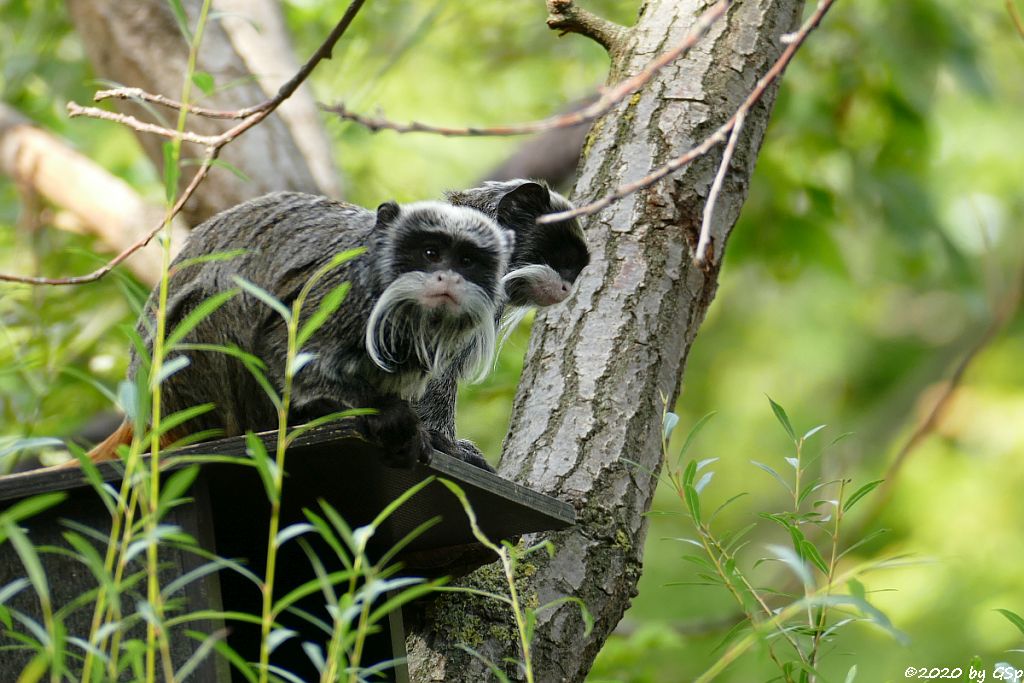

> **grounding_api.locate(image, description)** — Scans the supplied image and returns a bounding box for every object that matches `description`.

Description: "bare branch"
[545,0,628,53]
[66,101,220,145]
[2,0,368,286]
[696,110,745,264]
[323,0,731,137]
[537,0,838,226]
[94,87,244,120]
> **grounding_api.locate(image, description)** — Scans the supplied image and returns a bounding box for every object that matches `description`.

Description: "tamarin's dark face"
[493,182,591,308]
[367,201,513,379]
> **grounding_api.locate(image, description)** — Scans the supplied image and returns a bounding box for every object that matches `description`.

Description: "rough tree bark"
[65,0,332,224]
[407,1,805,681]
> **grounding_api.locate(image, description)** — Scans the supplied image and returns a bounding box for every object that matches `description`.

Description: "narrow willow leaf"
[289,352,316,376]
[838,528,889,559]
[996,608,1024,637]
[767,395,797,442]
[694,471,714,494]
[801,540,830,575]
[684,484,701,523]
[709,492,749,525]
[0,437,64,460]
[265,628,297,654]
[677,411,717,466]
[167,0,193,41]
[766,543,812,587]
[750,460,793,495]
[683,459,697,487]
[803,424,827,440]
[297,281,351,348]
[166,288,239,348]
[842,479,885,512]
[662,412,680,440]
[276,523,316,547]
[172,248,248,272]
[233,276,290,323]
[154,355,190,386]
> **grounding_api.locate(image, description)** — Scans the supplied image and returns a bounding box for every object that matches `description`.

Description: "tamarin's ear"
[375,200,401,227]
[495,182,551,232]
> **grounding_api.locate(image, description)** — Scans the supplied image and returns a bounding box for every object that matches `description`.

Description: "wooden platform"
[0,425,575,682]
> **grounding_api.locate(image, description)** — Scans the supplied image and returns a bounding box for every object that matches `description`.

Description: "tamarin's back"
[132,192,380,439]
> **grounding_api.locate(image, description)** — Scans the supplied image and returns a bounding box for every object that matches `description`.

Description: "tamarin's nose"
[435,271,463,284]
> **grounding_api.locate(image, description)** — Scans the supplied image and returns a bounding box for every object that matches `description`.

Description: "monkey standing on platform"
[416,180,591,470]
[86,192,514,467]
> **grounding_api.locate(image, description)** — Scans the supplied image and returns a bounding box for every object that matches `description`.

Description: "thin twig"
[695,110,745,264]
[538,0,838,225]
[66,102,220,145]
[94,87,244,120]
[545,0,628,53]
[1,0,369,286]
[322,0,731,137]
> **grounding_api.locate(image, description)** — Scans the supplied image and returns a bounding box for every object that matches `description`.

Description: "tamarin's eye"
[424,247,441,262]
[460,255,475,267]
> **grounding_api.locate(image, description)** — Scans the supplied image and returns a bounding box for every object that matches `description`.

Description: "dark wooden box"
[0,425,574,682]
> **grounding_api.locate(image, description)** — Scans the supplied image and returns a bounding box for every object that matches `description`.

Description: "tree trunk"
[65,0,330,225]
[407,1,805,681]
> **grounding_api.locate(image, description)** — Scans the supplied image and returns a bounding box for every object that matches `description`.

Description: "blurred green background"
[1,1,1022,681]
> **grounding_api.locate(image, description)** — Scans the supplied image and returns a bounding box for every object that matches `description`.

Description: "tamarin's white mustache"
[366,271,497,386]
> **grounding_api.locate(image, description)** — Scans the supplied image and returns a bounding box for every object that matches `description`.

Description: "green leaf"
[154,355,190,386]
[191,70,215,95]
[996,608,1024,637]
[167,0,193,41]
[709,492,749,525]
[751,460,793,495]
[662,412,680,440]
[682,459,697,487]
[677,411,717,466]
[803,424,827,441]
[684,484,701,523]
[766,543,812,587]
[0,492,66,528]
[767,395,797,442]
[838,528,889,559]
[233,276,291,323]
[842,479,885,512]
[244,432,277,504]
[801,540,830,575]
[172,248,248,272]
[166,288,239,348]
[0,437,64,460]
[2,521,50,606]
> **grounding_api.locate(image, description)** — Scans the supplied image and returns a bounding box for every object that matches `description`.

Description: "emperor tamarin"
[85,192,514,467]
[415,179,591,470]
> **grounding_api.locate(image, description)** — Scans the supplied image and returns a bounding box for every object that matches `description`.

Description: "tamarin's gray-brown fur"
[415,180,591,470]
[84,192,513,467]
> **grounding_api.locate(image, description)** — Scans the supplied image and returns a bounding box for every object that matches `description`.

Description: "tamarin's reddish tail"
[75,420,134,466]
[59,421,189,469]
